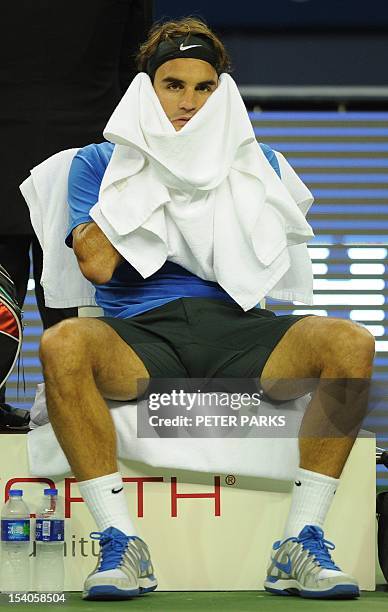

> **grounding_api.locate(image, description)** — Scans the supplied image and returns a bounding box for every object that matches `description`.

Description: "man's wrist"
[74,222,125,283]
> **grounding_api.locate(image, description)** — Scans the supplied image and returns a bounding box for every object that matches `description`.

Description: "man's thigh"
[259,315,372,402]
[39,317,150,401]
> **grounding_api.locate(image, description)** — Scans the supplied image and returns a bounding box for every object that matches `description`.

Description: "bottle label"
[1,519,30,541]
[35,519,64,542]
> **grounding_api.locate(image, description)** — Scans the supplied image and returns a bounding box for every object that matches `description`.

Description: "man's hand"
[72,222,124,284]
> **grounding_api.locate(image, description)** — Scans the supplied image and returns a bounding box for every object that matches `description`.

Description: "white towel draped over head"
[89,72,315,309]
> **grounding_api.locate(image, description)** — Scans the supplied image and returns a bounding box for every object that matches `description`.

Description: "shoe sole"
[139,575,158,594]
[83,585,140,600]
[83,576,158,600]
[264,579,360,599]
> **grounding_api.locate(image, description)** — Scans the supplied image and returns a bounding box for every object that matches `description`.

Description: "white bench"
[1,431,376,591]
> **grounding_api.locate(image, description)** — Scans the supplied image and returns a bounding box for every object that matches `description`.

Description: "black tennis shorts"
[97,297,310,386]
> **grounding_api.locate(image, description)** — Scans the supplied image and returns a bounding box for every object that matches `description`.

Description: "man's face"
[153,58,218,131]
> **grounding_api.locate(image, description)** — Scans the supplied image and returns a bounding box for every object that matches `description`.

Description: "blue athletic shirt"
[65,142,281,319]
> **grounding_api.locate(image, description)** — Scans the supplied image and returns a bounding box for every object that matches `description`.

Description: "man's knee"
[321,319,375,377]
[39,318,91,374]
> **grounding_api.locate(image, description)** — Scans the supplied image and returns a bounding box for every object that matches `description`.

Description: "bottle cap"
[44,488,58,496]
[9,490,23,496]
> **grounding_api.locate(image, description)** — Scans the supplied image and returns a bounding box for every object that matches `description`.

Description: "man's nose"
[178,89,196,112]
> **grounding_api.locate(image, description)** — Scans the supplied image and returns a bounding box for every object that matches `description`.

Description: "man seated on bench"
[38,17,375,601]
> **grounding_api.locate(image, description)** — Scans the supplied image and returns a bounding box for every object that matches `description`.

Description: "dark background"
[154,0,388,86]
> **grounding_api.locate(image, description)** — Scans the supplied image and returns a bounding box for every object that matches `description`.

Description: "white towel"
[91,72,315,310]
[20,73,314,309]
[28,383,310,480]
[20,148,97,309]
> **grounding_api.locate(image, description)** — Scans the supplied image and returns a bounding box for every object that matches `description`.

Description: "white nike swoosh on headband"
[179,43,202,51]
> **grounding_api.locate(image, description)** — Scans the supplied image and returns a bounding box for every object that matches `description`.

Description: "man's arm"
[72,222,124,285]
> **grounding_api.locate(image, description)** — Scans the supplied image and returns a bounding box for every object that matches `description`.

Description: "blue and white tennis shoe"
[264,525,359,599]
[83,527,158,600]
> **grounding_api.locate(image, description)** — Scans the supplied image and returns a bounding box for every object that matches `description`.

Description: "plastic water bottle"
[1,489,31,592]
[35,489,65,592]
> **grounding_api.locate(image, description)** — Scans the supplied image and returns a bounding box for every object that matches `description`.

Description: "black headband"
[146,35,219,81]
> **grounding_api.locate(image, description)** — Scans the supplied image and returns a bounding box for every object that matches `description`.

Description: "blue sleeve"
[65,143,113,248]
[259,143,281,179]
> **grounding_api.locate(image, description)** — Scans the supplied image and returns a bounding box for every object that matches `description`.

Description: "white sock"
[283,467,339,540]
[78,472,137,536]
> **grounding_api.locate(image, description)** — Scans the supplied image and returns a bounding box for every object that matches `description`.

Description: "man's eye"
[198,85,211,92]
[167,82,182,90]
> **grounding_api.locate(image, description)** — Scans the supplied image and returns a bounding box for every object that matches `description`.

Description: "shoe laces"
[90,530,138,571]
[296,525,339,570]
